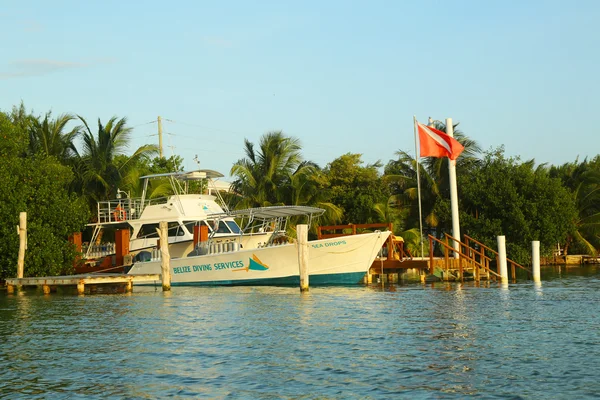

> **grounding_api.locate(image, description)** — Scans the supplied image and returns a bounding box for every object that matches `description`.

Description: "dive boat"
[128,206,391,286]
[82,170,275,267]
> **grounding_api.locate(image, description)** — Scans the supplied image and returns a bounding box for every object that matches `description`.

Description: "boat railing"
[82,242,115,258]
[96,197,170,223]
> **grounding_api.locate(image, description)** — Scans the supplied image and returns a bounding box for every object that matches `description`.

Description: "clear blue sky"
[1,0,598,179]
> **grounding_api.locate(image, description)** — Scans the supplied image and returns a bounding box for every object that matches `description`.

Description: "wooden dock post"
[17,212,27,279]
[532,240,541,283]
[297,224,309,292]
[497,235,508,284]
[42,284,51,294]
[158,221,171,291]
[77,281,85,295]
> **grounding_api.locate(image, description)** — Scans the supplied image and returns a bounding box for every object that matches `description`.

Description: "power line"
[163,118,261,137]
[131,119,157,128]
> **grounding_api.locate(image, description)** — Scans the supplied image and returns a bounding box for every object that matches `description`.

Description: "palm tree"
[28,112,81,163]
[230,131,303,208]
[230,131,342,234]
[550,158,600,256]
[76,116,158,206]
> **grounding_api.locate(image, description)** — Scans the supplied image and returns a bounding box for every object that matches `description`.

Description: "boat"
[81,170,276,269]
[127,207,391,285]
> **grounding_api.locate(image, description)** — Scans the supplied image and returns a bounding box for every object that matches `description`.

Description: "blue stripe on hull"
[169,271,367,287]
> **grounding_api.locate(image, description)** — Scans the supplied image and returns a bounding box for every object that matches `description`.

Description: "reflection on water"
[1,266,600,399]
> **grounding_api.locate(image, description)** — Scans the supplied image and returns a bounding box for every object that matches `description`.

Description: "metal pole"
[446,118,460,259]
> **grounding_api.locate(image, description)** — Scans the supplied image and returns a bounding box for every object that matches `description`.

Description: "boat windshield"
[225,220,241,234]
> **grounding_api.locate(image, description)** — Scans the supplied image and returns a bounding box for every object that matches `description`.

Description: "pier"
[5,274,161,295]
[318,223,536,284]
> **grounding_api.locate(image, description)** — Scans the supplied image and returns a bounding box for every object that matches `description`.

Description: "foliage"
[459,148,577,263]
[75,116,158,210]
[230,132,343,233]
[231,131,304,207]
[28,112,81,163]
[0,112,89,280]
[549,157,600,255]
[324,153,389,224]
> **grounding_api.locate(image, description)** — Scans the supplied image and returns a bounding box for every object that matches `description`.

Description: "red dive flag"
[417,122,464,160]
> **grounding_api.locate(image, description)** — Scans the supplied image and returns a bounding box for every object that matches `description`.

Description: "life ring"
[113,205,127,221]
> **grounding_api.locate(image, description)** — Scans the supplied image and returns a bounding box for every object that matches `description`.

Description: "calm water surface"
[1,266,600,399]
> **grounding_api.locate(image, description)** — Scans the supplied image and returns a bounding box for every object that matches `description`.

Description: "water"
[1,266,600,399]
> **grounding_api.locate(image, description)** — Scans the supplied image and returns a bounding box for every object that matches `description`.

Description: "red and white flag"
[417,122,464,160]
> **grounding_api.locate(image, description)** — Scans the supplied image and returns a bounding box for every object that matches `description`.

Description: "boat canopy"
[209,205,325,220]
[139,169,224,180]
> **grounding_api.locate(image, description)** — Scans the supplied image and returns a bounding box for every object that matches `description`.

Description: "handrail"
[463,234,531,274]
[429,234,501,279]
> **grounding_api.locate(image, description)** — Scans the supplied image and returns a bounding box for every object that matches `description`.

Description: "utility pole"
[157,116,164,159]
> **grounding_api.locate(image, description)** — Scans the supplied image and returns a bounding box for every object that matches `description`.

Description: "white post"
[446,118,460,259]
[532,241,541,283]
[158,221,171,291]
[497,235,508,284]
[17,212,27,279]
[297,224,309,292]
[414,116,425,258]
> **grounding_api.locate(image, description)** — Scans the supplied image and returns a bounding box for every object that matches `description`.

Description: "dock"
[5,273,161,295]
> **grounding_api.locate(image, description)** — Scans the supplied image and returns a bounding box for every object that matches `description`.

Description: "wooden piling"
[158,221,171,291]
[297,224,309,292]
[42,284,51,294]
[77,281,85,295]
[17,212,27,279]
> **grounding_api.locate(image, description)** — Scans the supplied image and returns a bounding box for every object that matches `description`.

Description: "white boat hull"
[128,231,390,286]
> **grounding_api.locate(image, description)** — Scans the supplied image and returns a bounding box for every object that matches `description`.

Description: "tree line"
[0,103,598,279]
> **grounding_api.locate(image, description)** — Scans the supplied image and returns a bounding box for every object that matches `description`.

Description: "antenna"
[193,154,200,168]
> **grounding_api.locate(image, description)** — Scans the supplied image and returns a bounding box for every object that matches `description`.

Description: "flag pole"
[446,117,461,258]
[413,116,424,258]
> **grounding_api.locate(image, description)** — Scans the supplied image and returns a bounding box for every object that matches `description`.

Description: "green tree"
[459,148,577,263]
[230,131,303,208]
[230,131,342,231]
[324,153,389,224]
[76,116,158,210]
[549,157,600,255]
[0,111,89,279]
[28,112,80,163]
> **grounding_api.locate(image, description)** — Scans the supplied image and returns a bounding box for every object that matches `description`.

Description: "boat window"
[137,223,160,239]
[225,220,241,234]
[168,221,186,237]
[209,220,231,234]
[183,221,196,234]
[183,220,214,234]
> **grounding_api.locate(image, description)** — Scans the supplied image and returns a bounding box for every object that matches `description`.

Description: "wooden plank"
[6,274,160,286]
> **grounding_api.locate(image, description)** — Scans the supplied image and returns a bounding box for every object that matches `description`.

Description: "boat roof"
[210,205,325,220]
[140,169,225,180]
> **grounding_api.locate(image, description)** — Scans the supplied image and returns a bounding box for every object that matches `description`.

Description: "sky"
[1,0,598,180]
